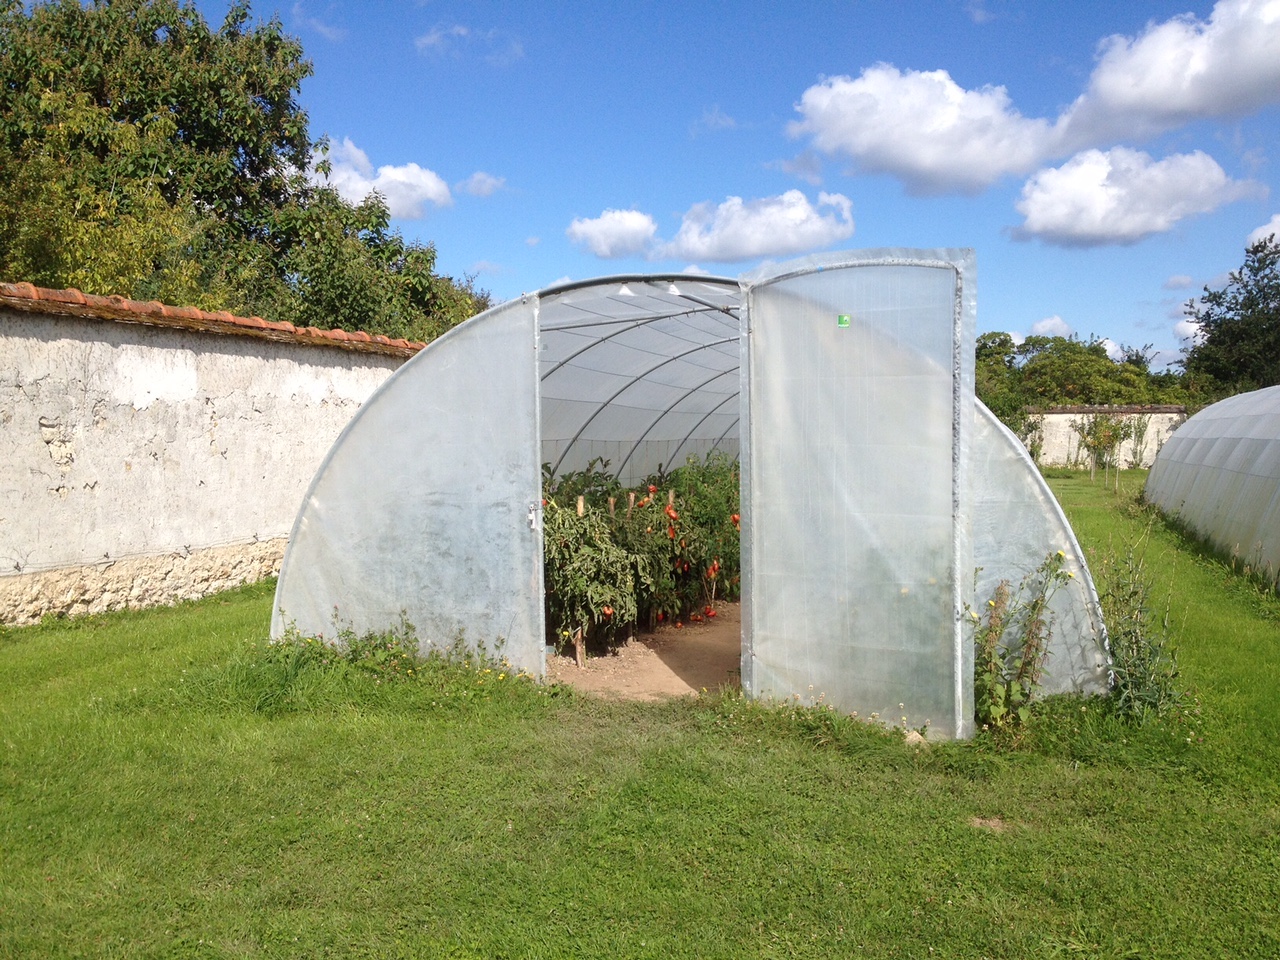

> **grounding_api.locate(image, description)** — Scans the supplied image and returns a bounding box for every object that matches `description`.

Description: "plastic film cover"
[1146,385,1280,586]
[742,251,975,737]
[272,299,545,673]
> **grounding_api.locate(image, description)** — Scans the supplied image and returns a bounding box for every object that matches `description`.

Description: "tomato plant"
[542,452,741,650]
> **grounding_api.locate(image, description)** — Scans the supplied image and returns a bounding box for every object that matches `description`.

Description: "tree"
[1016,336,1153,407]
[1181,235,1280,395]
[0,0,312,241]
[0,0,488,339]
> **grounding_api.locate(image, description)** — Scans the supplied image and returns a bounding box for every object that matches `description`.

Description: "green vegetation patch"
[3,481,1279,958]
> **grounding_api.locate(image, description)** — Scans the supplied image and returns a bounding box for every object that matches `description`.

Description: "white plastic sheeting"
[741,252,975,735]
[971,405,1108,695]
[272,298,546,669]
[272,249,1108,738]
[1146,385,1280,585]
[539,277,741,486]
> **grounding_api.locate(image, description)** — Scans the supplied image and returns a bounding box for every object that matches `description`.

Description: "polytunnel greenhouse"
[1146,384,1280,587]
[273,249,1107,739]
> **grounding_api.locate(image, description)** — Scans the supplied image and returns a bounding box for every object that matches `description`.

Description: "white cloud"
[566,209,658,258]
[1174,318,1202,341]
[788,65,1059,194]
[789,2,1280,196]
[471,260,502,275]
[681,264,711,275]
[659,190,855,262]
[1014,148,1257,246]
[1163,274,1195,290]
[525,236,541,247]
[457,172,505,197]
[567,192,854,264]
[1098,337,1124,361]
[1062,0,1280,145]
[1031,315,1073,337]
[291,2,345,41]
[1248,213,1280,244]
[415,24,522,65]
[314,138,452,219]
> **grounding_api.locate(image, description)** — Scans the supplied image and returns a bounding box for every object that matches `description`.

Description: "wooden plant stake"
[574,626,585,669]
[576,495,585,517]
[626,491,635,518]
[608,496,616,517]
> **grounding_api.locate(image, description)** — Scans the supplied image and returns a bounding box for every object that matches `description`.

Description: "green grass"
[3,479,1279,959]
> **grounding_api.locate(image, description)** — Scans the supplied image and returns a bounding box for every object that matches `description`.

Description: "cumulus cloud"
[1097,337,1125,361]
[1014,147,1257,246]
[1061,0,1280,145]
[1174,318,1202,341]
[1031,315,1073,337]
[659,191,855,262]
[314,138,452,219]
[567,191,855,263]
[790,1,1280,195]
[788,65,1057,194]
[1248,213,1280,244]
[1163,274,1195,290]
[457,172,505,197]
[565,209,658,258]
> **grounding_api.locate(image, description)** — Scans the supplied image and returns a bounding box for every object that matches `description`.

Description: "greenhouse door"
[741,252,975,738]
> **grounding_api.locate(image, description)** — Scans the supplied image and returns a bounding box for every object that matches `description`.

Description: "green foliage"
[972,551,1072,735]
[1181,234,1280,395]
[1093,531,1191,724]
[975,332,1198,436]
[0,0,312,238]
[541,453,741,645]
[0,0,487,339]
[542,494,642,647]
[1070,412,1134,487]
[6,499,1280,958]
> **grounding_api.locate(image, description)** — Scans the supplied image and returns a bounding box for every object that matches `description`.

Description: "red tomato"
[648,484,658,494]
[667,525,676,539]
[602,605,613,618]
[707,609,717,619]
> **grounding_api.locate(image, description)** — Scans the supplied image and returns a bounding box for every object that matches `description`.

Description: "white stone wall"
[1,310,404,623]
[1028,410,1186,468]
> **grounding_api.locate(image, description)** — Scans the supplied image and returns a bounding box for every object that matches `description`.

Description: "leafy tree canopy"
[0,0,488,339]
[1181,235,1280,396]
[975,332,1195,435]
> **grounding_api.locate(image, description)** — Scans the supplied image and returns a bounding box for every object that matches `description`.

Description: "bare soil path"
[545,601,741,701]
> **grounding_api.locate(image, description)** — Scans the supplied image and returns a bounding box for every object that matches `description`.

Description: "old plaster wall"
[1030,408,1186,468]
[1,307,406,623]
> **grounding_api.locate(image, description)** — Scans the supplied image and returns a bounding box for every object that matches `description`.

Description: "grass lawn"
[2,471,1278,958]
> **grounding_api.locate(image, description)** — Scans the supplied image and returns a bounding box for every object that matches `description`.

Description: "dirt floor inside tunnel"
[544,601,741,700]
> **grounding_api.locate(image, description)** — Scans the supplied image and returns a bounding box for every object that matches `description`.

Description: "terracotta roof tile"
[0,281,426,358]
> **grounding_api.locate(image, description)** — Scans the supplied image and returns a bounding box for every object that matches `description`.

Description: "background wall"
[1,289,416,623]
[1030,407,1186,468]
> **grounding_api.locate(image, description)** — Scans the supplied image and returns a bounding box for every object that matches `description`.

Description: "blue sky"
[201,0,1279,366]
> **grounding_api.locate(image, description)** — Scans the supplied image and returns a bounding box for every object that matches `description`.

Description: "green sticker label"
[837,314,851,328]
